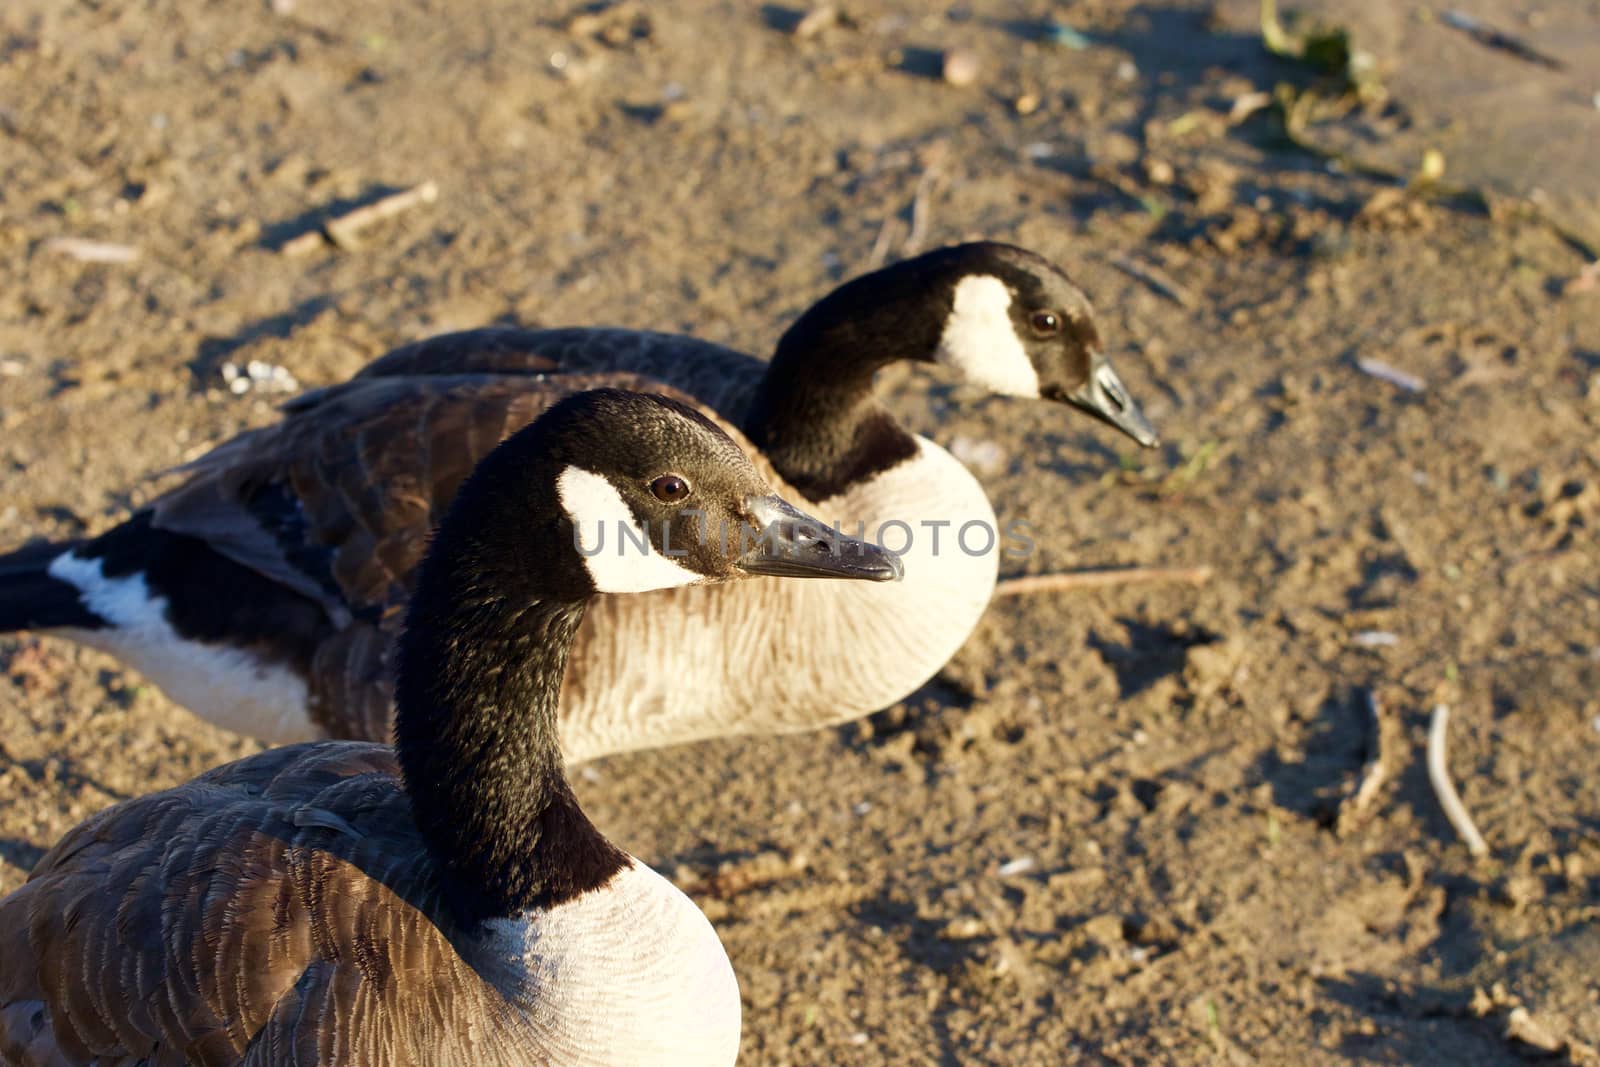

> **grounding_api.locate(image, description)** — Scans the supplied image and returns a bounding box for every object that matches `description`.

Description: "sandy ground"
[2,1,1598,1063]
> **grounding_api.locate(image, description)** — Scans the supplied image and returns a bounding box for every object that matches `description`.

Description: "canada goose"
[0,388,898,1066]
[0,241,1156,753]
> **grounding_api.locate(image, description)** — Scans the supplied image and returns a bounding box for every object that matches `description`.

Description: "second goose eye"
[1028,310,1061,337]
[649,474,692,503]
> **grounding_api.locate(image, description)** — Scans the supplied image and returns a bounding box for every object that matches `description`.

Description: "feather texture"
[138,335,993,756]
[0,743,738,1065]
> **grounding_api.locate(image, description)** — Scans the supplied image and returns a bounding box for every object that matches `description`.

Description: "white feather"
[557,466,703,594]
[482,860,741,1066]
[935,274,1040,398]
[46,551,316,743]
[562,436,999,761]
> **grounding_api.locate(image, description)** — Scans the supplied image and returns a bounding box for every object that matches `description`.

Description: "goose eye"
[649,474,692,503]
[1028,310,1061,337]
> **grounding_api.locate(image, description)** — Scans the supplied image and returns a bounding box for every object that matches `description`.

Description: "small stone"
[1143,157,1175,185]
[997,856,1036,877]
[941,47,980,87]
[942,916,985,940]
[1014,92,1039,115]
[1494,873,1543,912]
[1082,914,1125,947]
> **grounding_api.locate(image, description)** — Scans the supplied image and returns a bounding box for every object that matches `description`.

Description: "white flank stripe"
[46,551,316,743]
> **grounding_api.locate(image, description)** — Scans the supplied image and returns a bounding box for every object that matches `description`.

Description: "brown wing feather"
[0,744,537,1066]
[350,325,769,420]
[150,370,790,741]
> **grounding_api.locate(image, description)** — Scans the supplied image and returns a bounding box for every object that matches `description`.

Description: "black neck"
[394,502,626,925]
[742,258,960,500]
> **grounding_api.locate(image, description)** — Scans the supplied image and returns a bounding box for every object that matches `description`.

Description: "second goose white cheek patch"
[556,465,703,594]
[935,274,1041,399]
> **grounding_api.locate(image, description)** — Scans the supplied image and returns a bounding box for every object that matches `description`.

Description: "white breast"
[560,436,998,760]
[482,860,741,1066]
[45,551,317,744]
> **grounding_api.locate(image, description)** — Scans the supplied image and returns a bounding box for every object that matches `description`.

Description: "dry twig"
[1336,688,1389,833]
[902,163,941,257]
[1426,704,1489,857]
[1355,356,1425,393]
[865,148,945,269]
[45,237,139,263]
[865,216,903,271]
[994,565,1212,598]
[1109,254,1197,309]
[283,180,439,256]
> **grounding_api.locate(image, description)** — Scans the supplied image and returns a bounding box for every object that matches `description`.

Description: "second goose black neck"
[393,421,626,927]
[742,247,979,501]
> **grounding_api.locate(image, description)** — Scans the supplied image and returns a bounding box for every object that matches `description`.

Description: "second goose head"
[927,243,1159,449]
[750,242,1157,495]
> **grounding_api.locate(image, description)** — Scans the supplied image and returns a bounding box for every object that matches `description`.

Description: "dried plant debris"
[1440,11,1564,71]
[1259,0,1383,103]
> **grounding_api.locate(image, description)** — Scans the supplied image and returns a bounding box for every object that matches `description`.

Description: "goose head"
[927,243,1160,448]
[396,388,898,923]
[769,241,1159,449]
[415,388,902,611]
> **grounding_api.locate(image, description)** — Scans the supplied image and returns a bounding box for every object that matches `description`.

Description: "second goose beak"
[736,496,904,582]
[1057,352,1160,449]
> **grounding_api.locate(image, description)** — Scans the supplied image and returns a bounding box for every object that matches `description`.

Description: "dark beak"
[1056,352,1159,448]
[735,496,903,582]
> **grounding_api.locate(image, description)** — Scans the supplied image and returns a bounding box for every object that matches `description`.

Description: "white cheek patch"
[935,274,1041,399]
[556,465,704,594]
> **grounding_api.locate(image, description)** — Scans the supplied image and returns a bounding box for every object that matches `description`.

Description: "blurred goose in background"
[0,242,1156,754]
[0,388,899,1066]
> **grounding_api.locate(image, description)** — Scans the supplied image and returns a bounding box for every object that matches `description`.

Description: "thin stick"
[285,180,439,255]
[325,180,439,249]
[994,565,1212,597]
[1109,254,1197,310]
[865,214,902,270]
[1441,10,1564,71]
[1337,689,1388,833]
[1355,356,1425,393]
[902,164,940,257]
[45,237,139,263]
[1426,704,1488,857]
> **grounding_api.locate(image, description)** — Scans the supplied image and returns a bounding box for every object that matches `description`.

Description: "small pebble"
[1352,630,1399,648]
[1144,158,1175,185]
[998,856,1036,877]
[1115,59,1138,82]
[941,47,980,87]
[221,360,300,396]
[1014,92,1039,115]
